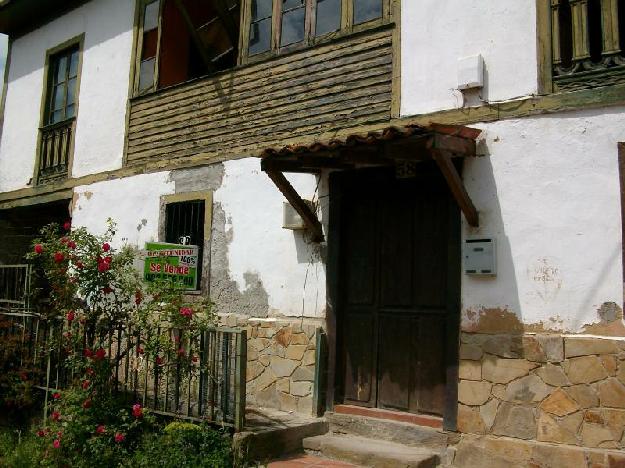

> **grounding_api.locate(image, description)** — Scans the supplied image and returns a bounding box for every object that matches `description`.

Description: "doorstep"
[333,405,443,430]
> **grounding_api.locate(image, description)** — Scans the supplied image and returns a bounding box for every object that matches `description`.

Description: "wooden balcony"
[37,118,74,184]
[551,0,625,91]
[125,26,395,167]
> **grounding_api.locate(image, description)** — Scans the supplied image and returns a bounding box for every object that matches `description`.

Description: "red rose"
[179,307,193,318]
[53,439,61,449]
[102,243,110,252]
[114,433,125,443]
[86,367,95,376]
[102,286,113,294]
[155,356,163,366]
[95,425,105,435]
[192,355,198,363]
[132,404,143,418]
[51,411,60,421]
[36,429,45,437]
[75,260,84,269]
[135,290,143,305]
[83,348,93,358]
[63,221,71,231]
[66,311,75,322]
[81,380,90,390]
[82,399,92,409]
[60,237,68,245]
[52,392,61,400]
[137,347,144,355]
[104,256,112,264]
[54,252,64,263]
[97,262,110,272]
[68,240,77,250]
[34,244,44,254]
[94,348,106,360]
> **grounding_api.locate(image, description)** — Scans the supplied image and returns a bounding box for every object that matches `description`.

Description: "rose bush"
[19,220,222,467]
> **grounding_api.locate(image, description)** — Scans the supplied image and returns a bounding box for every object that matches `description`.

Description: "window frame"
[133,0,164,96]
[239,0,392,64]
[160,191,213,293]
[33,34,85,185]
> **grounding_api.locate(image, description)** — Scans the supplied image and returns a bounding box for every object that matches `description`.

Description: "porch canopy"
[260,124,482,242]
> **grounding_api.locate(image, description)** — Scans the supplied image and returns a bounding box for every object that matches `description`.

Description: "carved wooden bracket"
[265,169,324,242]
[432,150,479,227]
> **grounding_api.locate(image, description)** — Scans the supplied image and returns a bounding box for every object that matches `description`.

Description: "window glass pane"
[251,0,273,21]
[353,0,382,25]
[316,0,340,36]
[67,77,77,106]
[144,0,160,31]
[51,110,63,124]
[52,84,65,111]
[69,50,79,78]
[249,17,272,55]
[280,7,305,46]
[139,58,156,91]
[56,56,68,83]
[66,104,75,119]
[283,0,304,10]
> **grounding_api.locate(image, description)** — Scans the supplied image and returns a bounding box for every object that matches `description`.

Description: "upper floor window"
[135,0,240,95]
[549,0,625,92]
[243,0,389,60]
[46,46,79,125]
[36,36,83,185]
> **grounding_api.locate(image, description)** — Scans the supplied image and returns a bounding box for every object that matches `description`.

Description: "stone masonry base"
[457,332,625,457]
[220,314,321,416]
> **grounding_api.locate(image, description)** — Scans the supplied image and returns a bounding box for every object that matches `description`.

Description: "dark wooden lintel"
[432,150,479,227]
[433,133,476,157]
[265,169,324,242]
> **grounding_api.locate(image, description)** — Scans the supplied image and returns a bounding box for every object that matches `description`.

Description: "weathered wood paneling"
[125,27,394,165]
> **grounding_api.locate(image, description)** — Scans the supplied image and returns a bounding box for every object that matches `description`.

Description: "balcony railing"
[0,264,32,313]
[38,118,74,184]
[551,0,625,91]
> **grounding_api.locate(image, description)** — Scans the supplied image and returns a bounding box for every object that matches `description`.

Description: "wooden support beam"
[432,150,479,227]
[433,133,476,156]
[172,0,215,73]
[265,169,324,242]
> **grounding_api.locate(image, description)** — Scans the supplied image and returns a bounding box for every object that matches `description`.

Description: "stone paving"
[267,454,359,468]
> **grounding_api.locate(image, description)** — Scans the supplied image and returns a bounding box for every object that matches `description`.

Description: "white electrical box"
[457,54,484,90]
[283,201,314,230]
[464,238,496,276]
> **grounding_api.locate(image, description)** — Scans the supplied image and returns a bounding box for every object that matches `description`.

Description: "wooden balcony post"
[551,0,563,66]
[601,0,621,56]
[570,0,591,62]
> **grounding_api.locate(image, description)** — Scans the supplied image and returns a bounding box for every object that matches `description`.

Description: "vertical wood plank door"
[338,165,459,417]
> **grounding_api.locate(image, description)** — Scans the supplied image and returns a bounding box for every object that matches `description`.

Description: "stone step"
[326,411,449,450]
[303,433,440,468]
[233,407,329,463]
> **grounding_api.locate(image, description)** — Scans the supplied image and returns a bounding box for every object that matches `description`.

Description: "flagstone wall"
[456,333,625,451]
[220,314,321,416]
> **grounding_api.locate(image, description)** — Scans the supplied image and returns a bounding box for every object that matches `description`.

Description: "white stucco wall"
[215,158,327,318]
[462,107,625,332]
[70,160,327,319]
[72,171,175,248]
[0,0,134,192]
[401,0,538,116]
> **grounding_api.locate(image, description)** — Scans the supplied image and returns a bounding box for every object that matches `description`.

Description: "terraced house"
[0,0,625,466]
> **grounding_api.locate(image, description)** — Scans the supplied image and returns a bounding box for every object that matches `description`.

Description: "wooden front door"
[336,165,460,417]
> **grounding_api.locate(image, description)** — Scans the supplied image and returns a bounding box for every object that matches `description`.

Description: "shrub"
[128,423,232,468]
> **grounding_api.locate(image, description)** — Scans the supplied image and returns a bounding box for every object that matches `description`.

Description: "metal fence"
[1,311,247,431]
[0,264,32,313]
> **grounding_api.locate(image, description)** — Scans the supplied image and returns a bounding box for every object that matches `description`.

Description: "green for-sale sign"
[143,242,198,290]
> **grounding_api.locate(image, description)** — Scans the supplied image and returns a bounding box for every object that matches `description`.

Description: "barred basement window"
[550,0,625,92]
[165,199,206,289]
